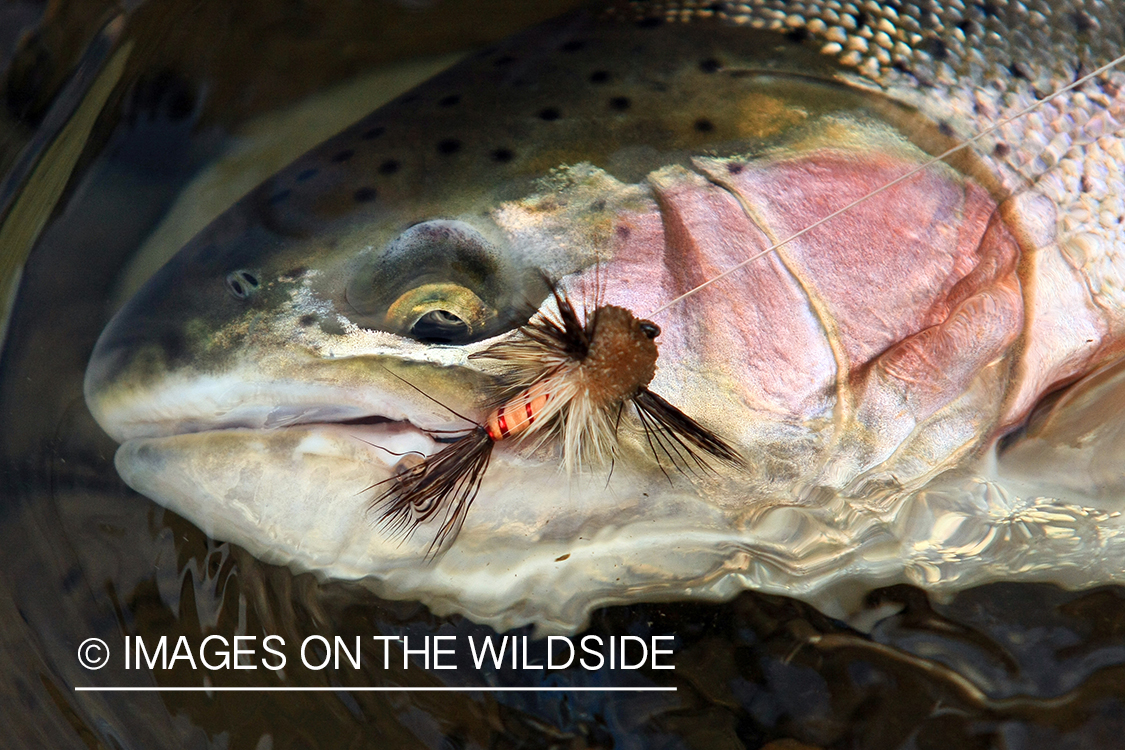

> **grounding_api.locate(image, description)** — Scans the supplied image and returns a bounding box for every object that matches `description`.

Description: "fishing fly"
[372,283,740,557]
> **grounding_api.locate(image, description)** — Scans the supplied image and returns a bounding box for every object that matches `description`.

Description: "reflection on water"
[1,2,1123,747]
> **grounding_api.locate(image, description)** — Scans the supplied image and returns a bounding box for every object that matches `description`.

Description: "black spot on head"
[694,118,715,132]
[609,96,631,111]
[538,107,561,121]
[699,58,721,73]
[926,37,948,61]
[494,55,516,67]
[437,138,462,155]
[938,121,954,137]
[332,149,355,163]
[268,189,291,205]
[353,187,377,202]
[589,70,610,84]
[616,224,631,239]
[299,314,316,327]
[1070,12,1093,33]
[490,148,514,163]
[378,159,400,175]
[785,28,811,43]
[993,142,1010,157]
[975,2,998,17]
[561,40,586,52]
[362,126,385,140]
[438,94,461,107]
[726,162,744,175]
[296,168,318,182]
[635,17,662,29]
[854,10,869,27]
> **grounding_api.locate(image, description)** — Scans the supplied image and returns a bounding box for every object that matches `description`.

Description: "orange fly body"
[483,381,552,443]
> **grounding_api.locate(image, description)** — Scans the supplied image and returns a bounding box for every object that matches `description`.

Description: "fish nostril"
[639,321,660,339]
[225,270,260,300]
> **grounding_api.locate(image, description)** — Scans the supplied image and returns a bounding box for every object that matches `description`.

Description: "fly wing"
[632,388,741,476]
[372,428,494,559]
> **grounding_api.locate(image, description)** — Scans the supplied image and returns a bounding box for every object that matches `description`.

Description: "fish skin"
[84,1,1125,632]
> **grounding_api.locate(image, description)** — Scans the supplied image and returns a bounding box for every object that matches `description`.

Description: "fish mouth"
[96,366,540,568]
[87,367,492,466]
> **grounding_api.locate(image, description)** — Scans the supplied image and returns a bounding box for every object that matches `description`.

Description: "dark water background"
[1,2,1124,747]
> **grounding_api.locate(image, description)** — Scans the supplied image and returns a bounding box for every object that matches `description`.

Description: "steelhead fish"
[85,0,1125,633]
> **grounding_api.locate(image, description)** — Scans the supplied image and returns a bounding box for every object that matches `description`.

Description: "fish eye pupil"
[639,321,660,339]
[412,309,469,343]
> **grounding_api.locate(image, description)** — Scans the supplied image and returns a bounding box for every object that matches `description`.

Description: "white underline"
[75,686,676,692]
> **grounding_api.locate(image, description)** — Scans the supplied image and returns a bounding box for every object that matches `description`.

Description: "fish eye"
[344,219,548,344]
[639,321,660,339]
[384,283,491,344]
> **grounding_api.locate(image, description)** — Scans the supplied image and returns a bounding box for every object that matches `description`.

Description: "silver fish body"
[85,1,1125,632]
